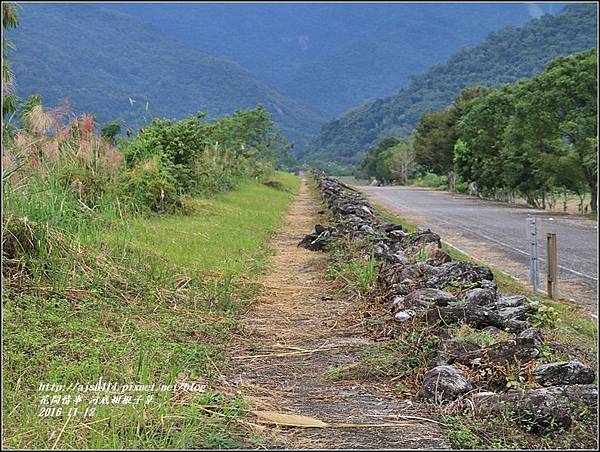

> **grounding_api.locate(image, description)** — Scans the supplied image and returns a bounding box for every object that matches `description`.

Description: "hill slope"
[104,3,562,116]
[301,3,597,164]
[7,3,324,149]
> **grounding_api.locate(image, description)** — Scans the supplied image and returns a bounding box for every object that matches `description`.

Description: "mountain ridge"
[301,3,597,165]
[103,3,563,116]
[8,3,325,150]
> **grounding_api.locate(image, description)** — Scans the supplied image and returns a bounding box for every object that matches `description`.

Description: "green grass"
[324,239,379,297]
[112,174,299,276]
[2,172,299,449]
[450,324,502,347]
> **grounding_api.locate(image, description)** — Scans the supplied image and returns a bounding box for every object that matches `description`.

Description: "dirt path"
[225,178,449,449]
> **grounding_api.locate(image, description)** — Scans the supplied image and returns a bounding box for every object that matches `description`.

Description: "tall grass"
[2,98,299,448]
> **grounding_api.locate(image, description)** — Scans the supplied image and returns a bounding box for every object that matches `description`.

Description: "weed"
[451,324,498,347]
[325,240,378,297]
[528,304,560,329]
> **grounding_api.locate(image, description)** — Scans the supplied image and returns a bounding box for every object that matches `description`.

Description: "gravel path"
[359,186,598,316]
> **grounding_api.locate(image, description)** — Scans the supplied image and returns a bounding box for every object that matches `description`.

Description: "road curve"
[358,186,598,316]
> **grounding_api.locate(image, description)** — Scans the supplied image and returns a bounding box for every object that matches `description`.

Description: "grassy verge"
[2,172,299,449]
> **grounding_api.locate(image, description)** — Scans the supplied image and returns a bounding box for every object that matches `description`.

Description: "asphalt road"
[358,186,598,316]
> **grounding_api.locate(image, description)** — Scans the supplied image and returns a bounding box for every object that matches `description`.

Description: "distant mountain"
[104,3,563,117]
[301,3,597,165]
[7,3,324,150]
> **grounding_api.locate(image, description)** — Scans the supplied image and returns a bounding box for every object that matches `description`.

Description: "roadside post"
[546,233,558,298]
[529,218,540,292]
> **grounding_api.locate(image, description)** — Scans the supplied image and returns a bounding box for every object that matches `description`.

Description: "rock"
[420,261,494,290]
[399,262,439,282]
[534,360,595,386]
[314,224,327,234]
[465,385,598,433]
[359,224,375,235]
[360,205,373,216]
[389,283,411,296]
[488,296,540,326]
[495,294,529,308]
[298,223,343,251]
[388,295,404,311]
[410,229,442,247]
[298,231,329,251]
[388,229,409,241]
[437,339,481,366]
[516,328,544,350]
[378,262,438,287]
[451,339,541,367]
[394,310,416,322]
[503,319,530,333]
[479,279,498,291]
[425,243,452,265]
[469,391,498,406]
[462,288,497,306]
[379,222,404,233]
[388,251,409,265]
[425,303,506,330]
[495,305,530,321]
[419,365,472,403]
[404,288,457,308]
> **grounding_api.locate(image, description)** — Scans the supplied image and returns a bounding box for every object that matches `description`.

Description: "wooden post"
[546,233,558,299]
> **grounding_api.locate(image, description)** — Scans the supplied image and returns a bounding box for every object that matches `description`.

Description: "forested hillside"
[302,3,597,165]
[7,3,324,149]
[106,2,559,116]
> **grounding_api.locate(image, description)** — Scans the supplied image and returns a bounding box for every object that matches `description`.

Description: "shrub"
[412,172,448,189]
[119,155,182,213]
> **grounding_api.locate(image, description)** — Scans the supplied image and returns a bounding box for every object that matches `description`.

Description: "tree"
[388,140,416,185]
[504,50,597,212]
[2,2,19,118]
[101,119,124,145]
[414,108,456,175]
[414,87,486,191]
[455,84,516,198]
[358,137,400,181]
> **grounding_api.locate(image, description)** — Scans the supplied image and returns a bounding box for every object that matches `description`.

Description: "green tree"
[388,140,416,185]
[2,2,19,118]
[100,119,124,145]
[414,87,485,191]
[504,49,597,212]
[455,84,516,198]
[358,137,400,182]
[414,108,456,175]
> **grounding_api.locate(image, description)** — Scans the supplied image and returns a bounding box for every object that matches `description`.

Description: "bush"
[412,172,448,189]
[119,155,182,213]
[119,106,283,203]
